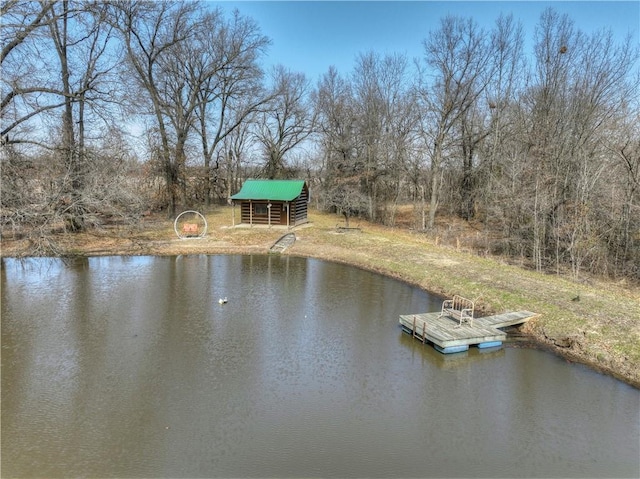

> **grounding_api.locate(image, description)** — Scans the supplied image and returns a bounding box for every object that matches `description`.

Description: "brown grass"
[2,205,639,388]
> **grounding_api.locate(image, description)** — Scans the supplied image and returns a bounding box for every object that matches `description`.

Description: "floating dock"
[399,311,536,353]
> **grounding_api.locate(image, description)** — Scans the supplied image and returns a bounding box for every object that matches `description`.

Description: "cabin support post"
[249,200,253,227]
[286,203,290,229]
[232,202,235,226]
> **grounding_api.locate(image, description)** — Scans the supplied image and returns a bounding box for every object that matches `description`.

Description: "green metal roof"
[230,180,306,201]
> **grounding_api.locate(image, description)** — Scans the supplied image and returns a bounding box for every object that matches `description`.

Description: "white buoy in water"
[218,297,228,304]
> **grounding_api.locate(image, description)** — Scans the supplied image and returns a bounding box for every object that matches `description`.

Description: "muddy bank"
[2,209,638,389]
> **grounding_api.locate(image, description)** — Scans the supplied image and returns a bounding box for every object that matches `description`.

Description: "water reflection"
[2,255,639,478]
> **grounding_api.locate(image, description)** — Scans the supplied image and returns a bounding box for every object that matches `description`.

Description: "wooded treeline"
[2,1,639,280]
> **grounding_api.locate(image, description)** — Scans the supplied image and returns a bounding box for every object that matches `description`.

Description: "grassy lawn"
[3,205,639,387]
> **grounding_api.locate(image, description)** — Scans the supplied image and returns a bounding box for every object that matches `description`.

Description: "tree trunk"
[428,135,444,230]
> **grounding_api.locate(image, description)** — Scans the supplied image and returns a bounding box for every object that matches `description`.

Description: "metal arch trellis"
[174,210,208,239]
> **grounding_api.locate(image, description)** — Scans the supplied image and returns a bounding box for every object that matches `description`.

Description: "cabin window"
[254,203,268,215]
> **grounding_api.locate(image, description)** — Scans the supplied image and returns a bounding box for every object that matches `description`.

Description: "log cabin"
[230,179,309,228]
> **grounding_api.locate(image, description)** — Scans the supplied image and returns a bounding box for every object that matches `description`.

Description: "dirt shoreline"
[2,209,639,389]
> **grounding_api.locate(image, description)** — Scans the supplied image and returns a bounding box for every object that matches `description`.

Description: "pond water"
[2,255,639,478]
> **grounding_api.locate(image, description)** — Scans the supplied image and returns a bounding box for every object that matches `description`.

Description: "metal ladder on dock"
[412,316,427,344]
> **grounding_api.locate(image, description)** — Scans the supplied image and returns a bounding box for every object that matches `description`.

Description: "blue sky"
[213,1,639,82]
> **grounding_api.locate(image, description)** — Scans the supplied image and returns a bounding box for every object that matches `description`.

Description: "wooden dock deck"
[399,311,537,353]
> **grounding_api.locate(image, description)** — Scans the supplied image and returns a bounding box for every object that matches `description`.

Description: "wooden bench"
[439,295,474,327]
[182,223,199,235]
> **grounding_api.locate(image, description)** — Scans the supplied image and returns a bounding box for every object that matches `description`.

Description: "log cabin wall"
[240,201,287,225]
[292,186,308,225]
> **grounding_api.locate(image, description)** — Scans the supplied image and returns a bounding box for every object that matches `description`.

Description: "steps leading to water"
[269,233,296,253]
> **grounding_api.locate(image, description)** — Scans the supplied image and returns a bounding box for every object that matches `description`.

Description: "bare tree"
[254,65,315,179]
[315,66,360,216]
[520,8,639,275]
[46,0,118,230]
[455,14,526,222]
[604,107,640,277]
[220,117,256,199]
[1,0,59,147]
[351,51,416,223]
[192,8,270,205]
[109,0,200,216]
[417,15,492,229]
[2,0,130,238]
[474,14,527,236]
